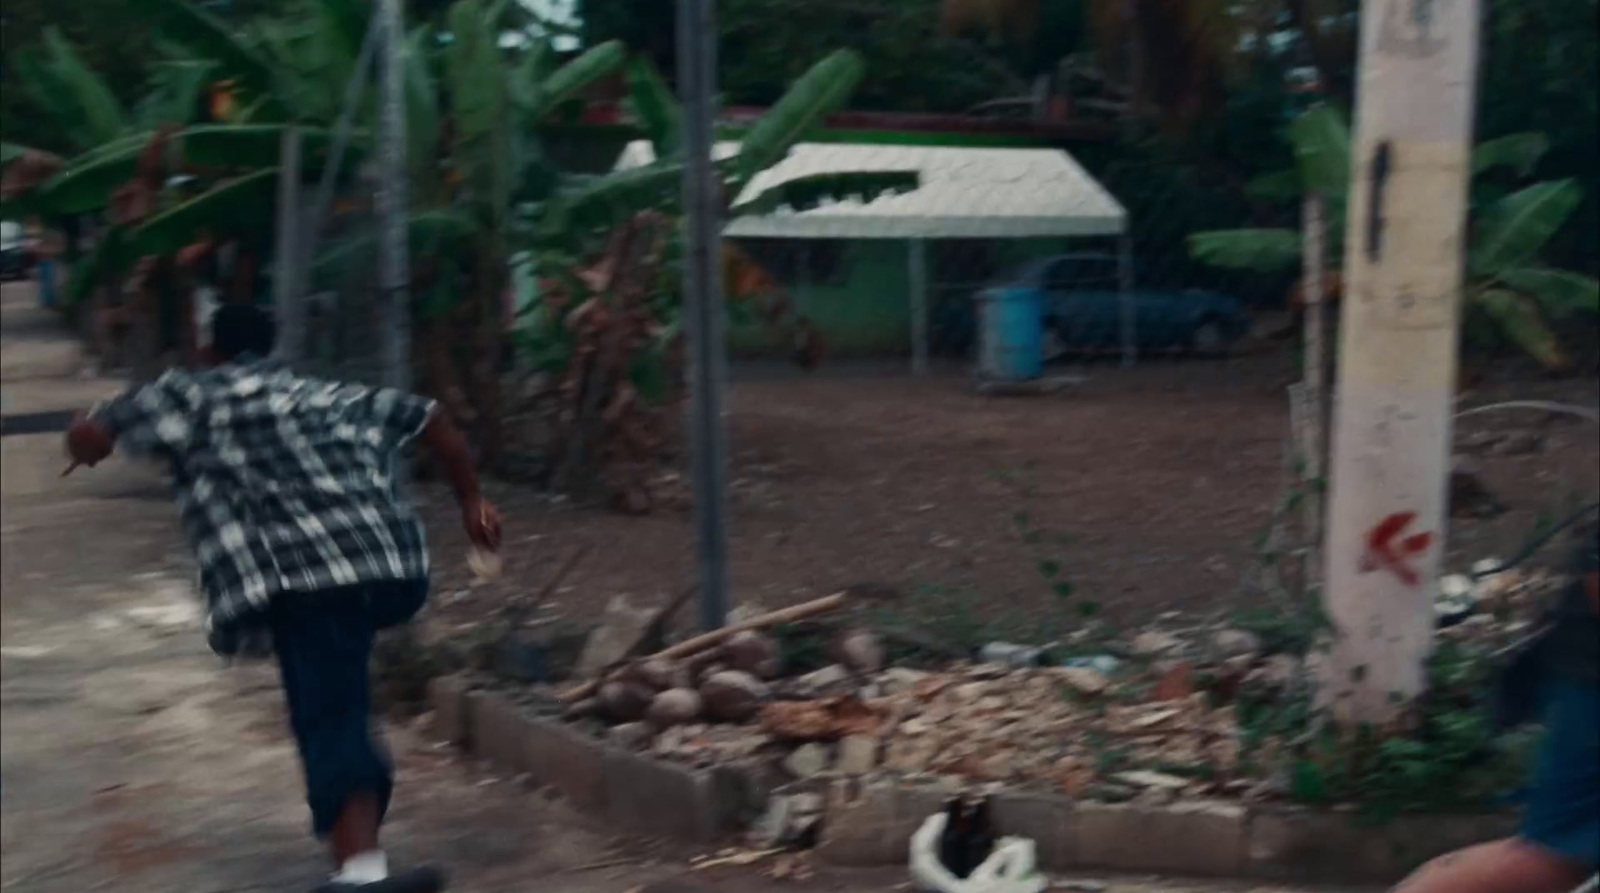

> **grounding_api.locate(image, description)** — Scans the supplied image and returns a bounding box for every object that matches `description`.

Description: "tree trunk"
[1318,0,1481,726]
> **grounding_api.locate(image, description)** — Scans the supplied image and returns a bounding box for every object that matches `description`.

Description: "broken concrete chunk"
[830,628,885,674]
[575,595,661,678]
[1130,631,1180,657]
[1057,666,1110,696]
[1114,770,1190,790]
[607,721,655,750]
[783,742,832,779]
[1210,628,1262,658]
[794,663,852,697]
[835,734,879,775]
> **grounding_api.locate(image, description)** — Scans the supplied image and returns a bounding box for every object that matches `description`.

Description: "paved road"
[0,281,1348,893]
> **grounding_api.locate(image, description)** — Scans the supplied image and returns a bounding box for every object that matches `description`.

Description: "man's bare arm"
[63,413,115,474]
[417,408,501,551]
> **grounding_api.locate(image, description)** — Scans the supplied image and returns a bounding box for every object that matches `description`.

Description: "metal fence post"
[273,126,303,364]
[1117,233,1136,367]
[909,238,929,374]
[375,0,410,391]
[680,0,730,630]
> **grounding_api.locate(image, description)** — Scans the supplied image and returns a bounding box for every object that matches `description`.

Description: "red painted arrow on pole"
[1359,511,1434,587]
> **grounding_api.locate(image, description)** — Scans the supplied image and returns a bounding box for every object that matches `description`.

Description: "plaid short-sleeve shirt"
[93,358,437,651]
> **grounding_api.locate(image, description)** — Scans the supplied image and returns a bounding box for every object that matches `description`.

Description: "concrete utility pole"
[1319,0,1481,725]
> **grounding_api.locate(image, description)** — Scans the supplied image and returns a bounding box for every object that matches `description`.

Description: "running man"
[64,304,497,893]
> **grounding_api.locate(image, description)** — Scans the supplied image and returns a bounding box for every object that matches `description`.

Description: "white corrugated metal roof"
[614,141,1127,239]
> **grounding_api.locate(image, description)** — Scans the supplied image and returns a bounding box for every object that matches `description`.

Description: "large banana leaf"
[729,170,920,217]
[626,57,682,159]
[1495,267,1600,316]
[1285,104,1349,197]
[405,26,442,178]
[1187,228,1302,272]
[11,47,83,150]
[445,0,506,144]
[1471,287,1569,370]
[27,126,356,216]
[313,0,371,71]
[540,161,686,238]
[128,168,279,256]
[41,28,129,148]
[527,40,626,121]
[31,146,149,215]
[135,61,215,131]
[510,38,554,112]
[1471,179,1582,274]
[1,142,59,168]
[1471,133,1549,178]
[445,0,514,226]
[181,124,365,170]
[132,0,289,120]
[735,49,865,185]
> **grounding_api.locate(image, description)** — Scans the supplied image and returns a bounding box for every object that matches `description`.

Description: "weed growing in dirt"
[1238,639,1541,821]
[992,462,1100,617]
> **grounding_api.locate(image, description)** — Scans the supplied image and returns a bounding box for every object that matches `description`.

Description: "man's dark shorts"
[1521,679,1600,871]
[269,577,428,838]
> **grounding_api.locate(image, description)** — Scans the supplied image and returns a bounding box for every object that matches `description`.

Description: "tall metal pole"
[908,239,929,374]
[1117,233,1136,367]
[679,0,730,630]
[273,126,304,364]
[375,0,410,391]
[1319,0,1481,726]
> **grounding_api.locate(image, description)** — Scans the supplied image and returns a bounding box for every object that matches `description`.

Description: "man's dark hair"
[211,304,276,361]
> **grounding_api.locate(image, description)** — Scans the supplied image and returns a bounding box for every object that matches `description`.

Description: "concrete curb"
[428,679,1514,883]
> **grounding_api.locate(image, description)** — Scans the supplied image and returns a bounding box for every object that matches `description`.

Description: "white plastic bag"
[908,811,1047,893]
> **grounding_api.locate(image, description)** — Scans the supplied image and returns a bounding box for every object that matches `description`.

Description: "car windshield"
[0,221,21,249]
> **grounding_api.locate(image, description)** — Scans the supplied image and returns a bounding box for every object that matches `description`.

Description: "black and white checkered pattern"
[93,358,436,652]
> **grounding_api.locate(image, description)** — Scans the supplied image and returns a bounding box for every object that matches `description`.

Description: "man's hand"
[63,413,114,474]
[463,497,502,551]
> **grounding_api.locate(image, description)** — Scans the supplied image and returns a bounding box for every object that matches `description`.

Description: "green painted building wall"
[729,236,1079,358]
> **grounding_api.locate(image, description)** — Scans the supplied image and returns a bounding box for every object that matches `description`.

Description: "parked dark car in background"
[931,252,1251,360]
[1015,253,1250,356]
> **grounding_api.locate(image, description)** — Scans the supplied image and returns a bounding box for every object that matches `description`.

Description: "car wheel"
[1190,319,1228,356]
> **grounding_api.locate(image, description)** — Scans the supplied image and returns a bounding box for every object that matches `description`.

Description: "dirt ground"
[419,352,1600,643]
[0,280,1358,893]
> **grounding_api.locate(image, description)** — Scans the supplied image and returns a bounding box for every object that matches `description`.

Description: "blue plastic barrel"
[975,287,1043,381]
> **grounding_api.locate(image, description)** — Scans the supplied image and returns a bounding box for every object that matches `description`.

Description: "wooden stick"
[501,543,592,626]
[557,591,848,703]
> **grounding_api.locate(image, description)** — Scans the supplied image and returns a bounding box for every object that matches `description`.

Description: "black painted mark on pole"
[1366,141,1393,262]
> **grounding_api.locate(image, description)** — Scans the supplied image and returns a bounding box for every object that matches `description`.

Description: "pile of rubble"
[547,560,1564,807]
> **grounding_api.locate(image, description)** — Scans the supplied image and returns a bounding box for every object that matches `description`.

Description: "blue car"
[996,252,1250,356]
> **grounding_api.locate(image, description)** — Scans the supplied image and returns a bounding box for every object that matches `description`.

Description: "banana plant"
[539,49,919,241]
[1187,105,1599,369]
